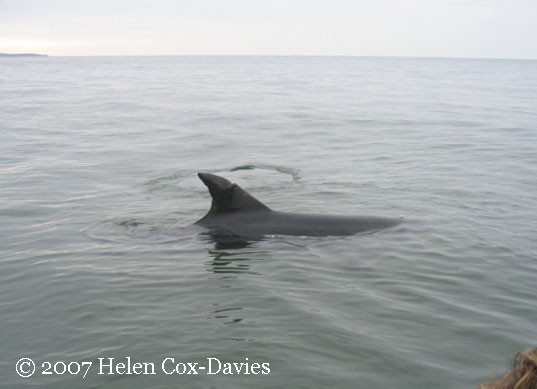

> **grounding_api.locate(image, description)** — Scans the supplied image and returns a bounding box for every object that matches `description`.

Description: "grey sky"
[1,0,536,58]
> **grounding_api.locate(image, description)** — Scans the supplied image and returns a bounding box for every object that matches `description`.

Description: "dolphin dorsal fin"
[198,173,271,215]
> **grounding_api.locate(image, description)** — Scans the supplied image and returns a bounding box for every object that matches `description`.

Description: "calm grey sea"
[1,56,536,388]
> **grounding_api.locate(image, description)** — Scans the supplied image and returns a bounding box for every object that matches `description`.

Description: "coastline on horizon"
[0,53,48,57]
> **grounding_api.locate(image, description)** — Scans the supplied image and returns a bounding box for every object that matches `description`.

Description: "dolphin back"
[196,173,271,225]
[195,173,402,237]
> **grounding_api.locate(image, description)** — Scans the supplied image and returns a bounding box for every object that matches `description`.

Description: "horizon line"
[3,53,536,61]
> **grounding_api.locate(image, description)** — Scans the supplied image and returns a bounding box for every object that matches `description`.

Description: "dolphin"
[195,173,402,238]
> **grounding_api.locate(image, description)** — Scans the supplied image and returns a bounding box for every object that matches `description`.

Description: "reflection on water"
[204,234,257,251]
[201,230,270,274]
[207,249,264,275]
[198,228,314,250]
[209,305,244,325]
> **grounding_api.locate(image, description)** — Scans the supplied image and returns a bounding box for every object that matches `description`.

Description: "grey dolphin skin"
[195,173,402,238]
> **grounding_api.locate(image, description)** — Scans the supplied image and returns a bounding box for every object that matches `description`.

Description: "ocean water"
[1,56,536,388]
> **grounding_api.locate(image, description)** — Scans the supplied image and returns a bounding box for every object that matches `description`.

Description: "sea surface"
[1,56,536,388]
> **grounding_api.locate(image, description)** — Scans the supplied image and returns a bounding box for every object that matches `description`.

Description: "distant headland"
[0,53,48,57]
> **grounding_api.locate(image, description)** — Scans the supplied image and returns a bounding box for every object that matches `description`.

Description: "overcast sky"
[1,0,536,58]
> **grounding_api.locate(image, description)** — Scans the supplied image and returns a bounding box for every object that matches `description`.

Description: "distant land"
[0,53,48,57]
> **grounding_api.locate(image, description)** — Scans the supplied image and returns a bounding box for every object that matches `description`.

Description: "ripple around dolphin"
[228,164,301,181]
[83,217,201,246]
[139,170,195,193]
